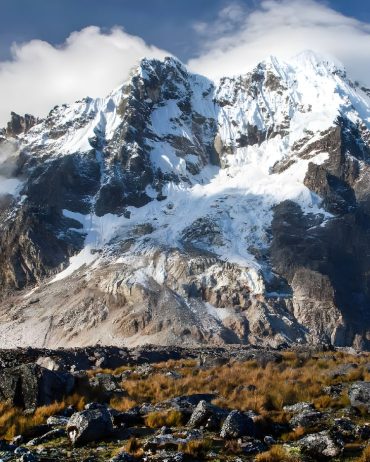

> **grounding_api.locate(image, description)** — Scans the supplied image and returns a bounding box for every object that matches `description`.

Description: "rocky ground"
[0,346,370,461]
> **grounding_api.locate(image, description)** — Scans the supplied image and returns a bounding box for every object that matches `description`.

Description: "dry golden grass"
[103,350,370,429]
[358,445,370,462]
[86,365,133,378]
[0,394,86,440]
[255,445,300,462]
[44,352,370,439]
[178,438,212,457]
[1,350,369,447]
[145,410,184,428]
[110,396,138,411]
[281,425,306,442]
[124,437,143,456]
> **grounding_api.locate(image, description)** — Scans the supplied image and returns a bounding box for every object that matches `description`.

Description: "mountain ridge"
[1,51,370,349]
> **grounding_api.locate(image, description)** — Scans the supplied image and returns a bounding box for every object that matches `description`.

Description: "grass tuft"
[145,410,183,428]
[255,445,300,462]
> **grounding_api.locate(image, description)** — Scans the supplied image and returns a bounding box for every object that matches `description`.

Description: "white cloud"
[188,0,370,86]
[1,1,370,128]
[0,26,170,126]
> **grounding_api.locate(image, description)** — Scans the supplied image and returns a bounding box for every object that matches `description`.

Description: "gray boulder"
[239,438,267,454]
[187,400,227,429]
[88,373,122,397]
[290,410,325,429]
[67,407,113,445]
[283,402,315,414]
[220,410,255,439]
[349,381,370,409]
[330,417,358,443]
[297,431,343,459]
[46,415,69,427]
[0,364,74,411]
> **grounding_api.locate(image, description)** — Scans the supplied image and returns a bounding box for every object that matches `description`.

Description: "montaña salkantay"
[1,4,370,459]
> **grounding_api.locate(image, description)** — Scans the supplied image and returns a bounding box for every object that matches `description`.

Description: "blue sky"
[1,0,369,61]
[1,0,370,125]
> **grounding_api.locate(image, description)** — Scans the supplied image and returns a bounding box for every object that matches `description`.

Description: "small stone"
[264,435,276,445]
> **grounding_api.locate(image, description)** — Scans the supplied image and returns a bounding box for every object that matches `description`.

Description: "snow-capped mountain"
[1,50,370,349]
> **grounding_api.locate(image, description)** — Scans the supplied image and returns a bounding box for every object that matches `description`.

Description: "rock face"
[348,382,370,410]
[1,52,370,348]
[0,364,74,410]
[6,112,37,137]
[67,407,113,445]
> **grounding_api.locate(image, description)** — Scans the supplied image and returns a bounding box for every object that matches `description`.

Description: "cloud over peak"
[188,0,370,83]
[0,26,169,126]
[1,0,370,126]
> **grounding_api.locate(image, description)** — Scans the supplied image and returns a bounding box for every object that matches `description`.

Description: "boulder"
[0,364,74,411]
[330,418,358,443]
[239,437,267,454]
[187,400,227,429]
[220,410,255,439]
[67,407,113,445]
[290,410,325,429]
[297,431,343,459]
[88,373,122,399]
[283,402,315,414]
[46,415,69,427]
[322,383,344,398]
[349,381,370,409]
[165,393,216,413]
[35,356,62,371]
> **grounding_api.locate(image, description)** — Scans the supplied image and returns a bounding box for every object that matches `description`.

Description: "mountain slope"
[1,51,370,349]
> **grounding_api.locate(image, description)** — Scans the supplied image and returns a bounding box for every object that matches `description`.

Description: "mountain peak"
[137,55,188,81]
[291,49,345,74]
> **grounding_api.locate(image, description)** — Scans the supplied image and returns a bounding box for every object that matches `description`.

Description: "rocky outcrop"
[0,364,74,410]
[6,112,37,137]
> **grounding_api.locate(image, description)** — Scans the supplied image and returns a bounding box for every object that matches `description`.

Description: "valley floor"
[0,347,370,461]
